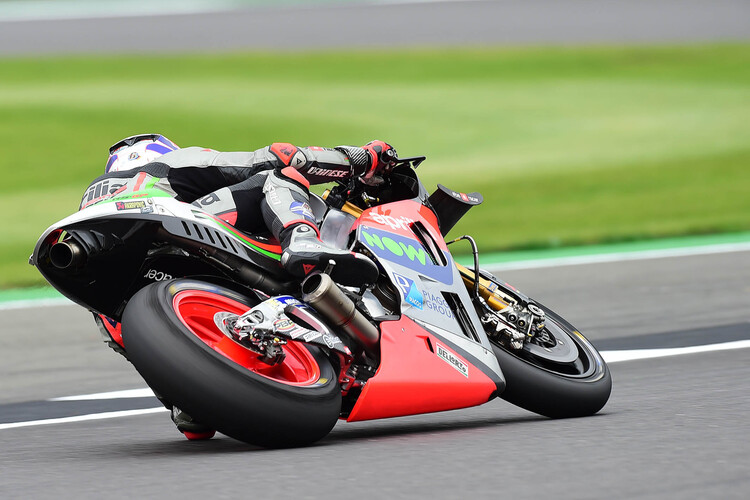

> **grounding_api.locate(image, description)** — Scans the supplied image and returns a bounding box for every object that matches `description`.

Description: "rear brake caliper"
[214,296,352,366]
[233,309,288,365]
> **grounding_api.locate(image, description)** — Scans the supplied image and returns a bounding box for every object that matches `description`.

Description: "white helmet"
[105,134,179,173]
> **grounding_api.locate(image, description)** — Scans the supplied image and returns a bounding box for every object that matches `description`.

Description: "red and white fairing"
[345,200,505,421]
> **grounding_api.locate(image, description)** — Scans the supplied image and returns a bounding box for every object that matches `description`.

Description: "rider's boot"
[170,406,216,441]
[261,169,377,286]
[154,392,216,441]
[279,223,378,286]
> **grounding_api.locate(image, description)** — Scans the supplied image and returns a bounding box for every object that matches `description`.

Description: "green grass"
[1,45,749,287]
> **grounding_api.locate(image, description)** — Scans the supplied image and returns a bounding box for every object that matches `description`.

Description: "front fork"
[455,263,546,350]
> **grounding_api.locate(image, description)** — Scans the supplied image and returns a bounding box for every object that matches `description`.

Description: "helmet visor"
[108,134,162,155]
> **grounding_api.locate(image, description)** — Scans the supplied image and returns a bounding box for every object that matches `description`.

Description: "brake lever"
[326,178,362,209]
[360,192,379,206]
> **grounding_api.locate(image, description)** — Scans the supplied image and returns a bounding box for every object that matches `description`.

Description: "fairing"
[345,199,506,419]
[31,196,287,320]
[346,316,500,421]
[32,188,506,420]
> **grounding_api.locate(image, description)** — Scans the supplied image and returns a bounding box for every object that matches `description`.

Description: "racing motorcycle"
[31,156,611,447]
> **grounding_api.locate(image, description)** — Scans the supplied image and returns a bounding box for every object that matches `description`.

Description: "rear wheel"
[122,278,341,447]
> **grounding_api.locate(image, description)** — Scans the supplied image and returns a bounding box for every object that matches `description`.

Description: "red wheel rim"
[173,290,322,386]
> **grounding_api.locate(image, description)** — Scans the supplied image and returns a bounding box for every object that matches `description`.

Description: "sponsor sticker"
[143,269,173,282]
[322,333,340,348]
[450,190,481,204]
[290,201,315,222]
[303,263,316,275]
[421,290,454,319]
[436,343,469,377]
[306,166,348,178]
[290,152,305,166]
[273,318,296,332]
[289,327,308,340]
[115,200,147,211]
[366,212,414,232]
[359,226,454,284]
[265,184,280,206]
[303,331,322,342]
[392,272,423,309]
[275,296,301,306]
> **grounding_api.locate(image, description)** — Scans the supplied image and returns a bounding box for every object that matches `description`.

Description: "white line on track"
[50,388,155,401]
[0,407,166,431]
[0,298,72,311]
[601,340,750,363]
[2,340,748,431]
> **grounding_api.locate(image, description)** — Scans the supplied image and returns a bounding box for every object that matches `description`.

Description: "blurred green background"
[1,44,749,288]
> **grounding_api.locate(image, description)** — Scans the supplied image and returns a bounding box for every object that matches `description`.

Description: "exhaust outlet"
[302,273,380,359]
[49,241,86,269]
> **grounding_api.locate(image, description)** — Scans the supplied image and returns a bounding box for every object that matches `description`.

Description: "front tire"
[121,279,341,447]
[492,305,611,419]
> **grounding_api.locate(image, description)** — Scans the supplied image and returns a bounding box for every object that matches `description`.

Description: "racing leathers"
[80,142,391,284]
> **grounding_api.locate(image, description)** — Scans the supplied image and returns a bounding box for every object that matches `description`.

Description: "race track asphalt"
[2,2,749,497]
[1,0,749,55]
[2,249,749,499]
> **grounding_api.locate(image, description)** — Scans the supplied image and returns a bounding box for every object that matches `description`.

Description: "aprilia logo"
[81,179,126,208]
[367,213,414,231]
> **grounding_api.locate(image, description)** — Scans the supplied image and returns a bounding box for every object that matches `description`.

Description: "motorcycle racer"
[84,133,397,439]
[82,134,398,283]
[30,136,612,445]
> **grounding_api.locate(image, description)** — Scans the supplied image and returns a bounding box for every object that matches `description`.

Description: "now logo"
[361,229,428,266]
[359,226,455,284]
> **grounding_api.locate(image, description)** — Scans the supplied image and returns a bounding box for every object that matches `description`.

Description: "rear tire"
[122,279,341,448]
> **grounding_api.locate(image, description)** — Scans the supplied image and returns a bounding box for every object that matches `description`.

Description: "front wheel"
[121,278,341,447]
[492,304,611,419]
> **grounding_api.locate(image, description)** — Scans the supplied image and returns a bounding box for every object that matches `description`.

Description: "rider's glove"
[362,140,397,185]
[336,140,397,186]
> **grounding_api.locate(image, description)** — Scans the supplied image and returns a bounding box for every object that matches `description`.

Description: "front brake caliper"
[481,312,525,350]
[481,302,546,350]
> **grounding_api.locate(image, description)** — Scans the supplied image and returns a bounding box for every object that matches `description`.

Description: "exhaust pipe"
[49,241,86,269]
[302,273,380,359]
